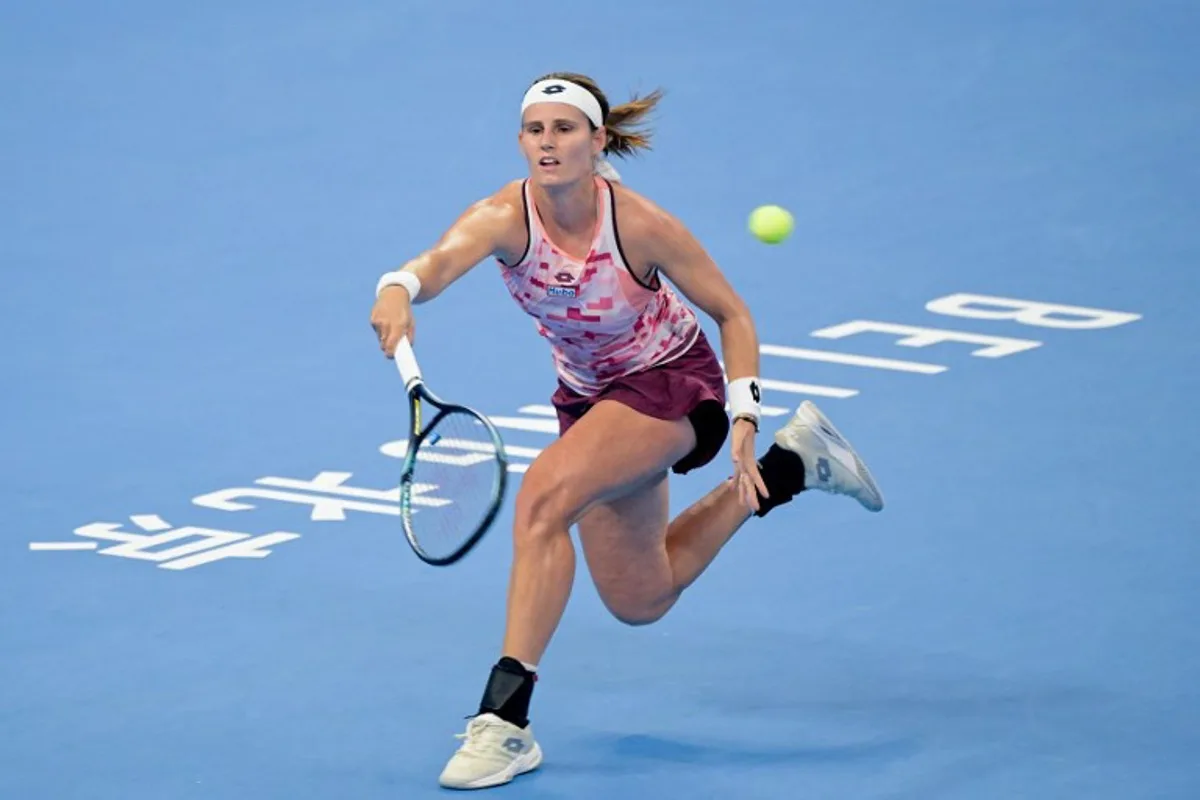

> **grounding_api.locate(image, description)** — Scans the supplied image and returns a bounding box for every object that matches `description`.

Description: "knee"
[611,606,668,627]
[512,459,574,550]
[602,592,673,627]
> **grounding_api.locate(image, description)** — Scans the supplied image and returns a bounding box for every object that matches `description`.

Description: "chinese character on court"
[28,514,299,570]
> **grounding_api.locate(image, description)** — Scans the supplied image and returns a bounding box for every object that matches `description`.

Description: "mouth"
[538,156,560,168]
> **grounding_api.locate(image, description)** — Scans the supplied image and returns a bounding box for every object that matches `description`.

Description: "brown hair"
[532,72,665,158]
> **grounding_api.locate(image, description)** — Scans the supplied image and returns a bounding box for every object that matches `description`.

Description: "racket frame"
[393,337,508,566]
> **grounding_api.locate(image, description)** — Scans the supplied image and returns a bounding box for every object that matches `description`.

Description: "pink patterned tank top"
[499,178,701,395]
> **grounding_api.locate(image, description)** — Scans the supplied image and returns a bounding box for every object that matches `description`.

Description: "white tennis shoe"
[773,401,884,512]
[438,713,543,790]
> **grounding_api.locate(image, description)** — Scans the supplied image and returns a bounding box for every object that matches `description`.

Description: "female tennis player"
[369,72,884,790]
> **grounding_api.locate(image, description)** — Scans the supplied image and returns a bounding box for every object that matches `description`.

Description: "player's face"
[519,105,603,187]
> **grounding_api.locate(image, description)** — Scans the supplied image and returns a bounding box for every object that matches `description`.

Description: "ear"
[592,125,607,156]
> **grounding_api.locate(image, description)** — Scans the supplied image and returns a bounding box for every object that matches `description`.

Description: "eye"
[556,123,574,133]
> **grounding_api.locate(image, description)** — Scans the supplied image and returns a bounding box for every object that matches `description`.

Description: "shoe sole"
[796,401,885,512]
[439,743,543,790]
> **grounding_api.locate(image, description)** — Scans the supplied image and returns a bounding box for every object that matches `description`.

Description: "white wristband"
[728,376,762,425]
[376,269,421,301]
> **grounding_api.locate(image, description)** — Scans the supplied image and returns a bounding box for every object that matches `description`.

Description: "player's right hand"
[370,287,415,358]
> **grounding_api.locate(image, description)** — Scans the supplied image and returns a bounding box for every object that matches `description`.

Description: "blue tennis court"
[3,2,1198,797]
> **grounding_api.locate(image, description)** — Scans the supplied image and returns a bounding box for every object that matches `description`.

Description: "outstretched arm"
[371,187,522,356]
[385,190,522,303]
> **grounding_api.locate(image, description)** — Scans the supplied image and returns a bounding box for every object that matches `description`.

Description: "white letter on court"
[925,293,1141,330]
[192,471,452,521]
[810,320,1042,358]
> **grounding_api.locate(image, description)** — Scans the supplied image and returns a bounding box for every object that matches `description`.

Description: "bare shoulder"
[609,182,700,277]
[466,180,526,227]
[488,180,529,260]
[445,180,528,262]
[609,182,684,241]
[488,179,528,211]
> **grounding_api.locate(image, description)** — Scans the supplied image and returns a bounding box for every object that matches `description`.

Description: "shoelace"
[453,717,513,759]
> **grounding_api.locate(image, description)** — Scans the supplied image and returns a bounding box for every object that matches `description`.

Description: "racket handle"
[393,336,423,389]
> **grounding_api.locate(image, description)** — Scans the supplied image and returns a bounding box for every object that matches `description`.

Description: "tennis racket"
[392,336,508,566]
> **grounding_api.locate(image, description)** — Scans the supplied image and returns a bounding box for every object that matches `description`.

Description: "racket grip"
[393,336,423,389]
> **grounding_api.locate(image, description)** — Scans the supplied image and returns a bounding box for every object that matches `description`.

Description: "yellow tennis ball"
[748,204,794,244]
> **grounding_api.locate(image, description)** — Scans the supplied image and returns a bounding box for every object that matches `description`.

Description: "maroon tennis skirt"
[550,329,730,475]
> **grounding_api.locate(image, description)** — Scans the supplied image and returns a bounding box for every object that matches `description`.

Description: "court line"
[760,343,946,374]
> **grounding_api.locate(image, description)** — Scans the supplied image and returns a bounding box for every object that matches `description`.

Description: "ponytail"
[602,89,665,158]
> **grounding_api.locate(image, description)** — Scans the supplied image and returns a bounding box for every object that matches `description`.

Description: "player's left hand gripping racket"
[392,336,508,565]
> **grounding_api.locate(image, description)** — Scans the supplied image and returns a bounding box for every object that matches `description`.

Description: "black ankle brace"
[478,656,536,728]
[754,444,807,517]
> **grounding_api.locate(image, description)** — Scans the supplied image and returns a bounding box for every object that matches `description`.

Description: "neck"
[532,176,597,234]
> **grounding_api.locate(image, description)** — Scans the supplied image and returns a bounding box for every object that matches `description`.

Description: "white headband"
[521,79,604,127]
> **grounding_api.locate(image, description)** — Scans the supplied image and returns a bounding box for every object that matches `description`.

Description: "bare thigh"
[518,398,694,534]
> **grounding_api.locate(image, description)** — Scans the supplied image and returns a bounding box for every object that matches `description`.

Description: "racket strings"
[403,408,504,563]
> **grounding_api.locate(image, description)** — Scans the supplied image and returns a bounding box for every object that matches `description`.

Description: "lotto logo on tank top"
[547,270,578,298]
